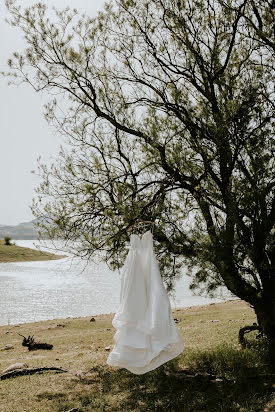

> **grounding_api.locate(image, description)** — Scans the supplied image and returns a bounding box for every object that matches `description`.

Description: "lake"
[0,240,235,326]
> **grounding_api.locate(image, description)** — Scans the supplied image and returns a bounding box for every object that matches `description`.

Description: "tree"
[4,0,274,340]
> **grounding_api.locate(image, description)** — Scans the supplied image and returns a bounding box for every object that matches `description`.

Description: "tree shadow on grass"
[94,365,274,412]
[68,344,275,412]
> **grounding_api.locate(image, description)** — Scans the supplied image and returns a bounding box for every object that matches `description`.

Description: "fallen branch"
[163,369,275,384]
[1,366,68,380]
[164,369,222,382]
[17,333,53,351]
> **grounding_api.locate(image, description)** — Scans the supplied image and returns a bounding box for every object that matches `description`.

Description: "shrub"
[4,236,12,245]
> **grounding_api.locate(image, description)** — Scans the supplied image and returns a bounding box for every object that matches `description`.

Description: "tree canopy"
[4,0,275,338]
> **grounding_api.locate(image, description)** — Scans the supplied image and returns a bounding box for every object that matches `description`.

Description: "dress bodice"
[130,230,153,249]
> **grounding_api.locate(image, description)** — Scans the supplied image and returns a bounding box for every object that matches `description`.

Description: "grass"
[0,300,274,412]
[0,239,66,262]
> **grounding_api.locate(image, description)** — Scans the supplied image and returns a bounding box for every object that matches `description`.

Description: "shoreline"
[0,239,66,263]
[0,298,241,328]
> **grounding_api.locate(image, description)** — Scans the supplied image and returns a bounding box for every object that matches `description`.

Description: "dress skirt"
[106,230,184,374]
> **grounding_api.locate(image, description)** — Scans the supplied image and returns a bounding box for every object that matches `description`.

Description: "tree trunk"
[253,297,275,371]
[254,300,275,340]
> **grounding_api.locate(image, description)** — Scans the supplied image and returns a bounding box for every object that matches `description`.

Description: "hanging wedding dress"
[107,230,184,374]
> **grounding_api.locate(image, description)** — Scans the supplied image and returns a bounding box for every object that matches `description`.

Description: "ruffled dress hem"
[107,340,184,375]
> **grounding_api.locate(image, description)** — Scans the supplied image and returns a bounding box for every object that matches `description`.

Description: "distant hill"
[0,219,39,240]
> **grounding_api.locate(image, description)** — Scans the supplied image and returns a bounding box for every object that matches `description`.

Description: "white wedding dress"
[107,230,184,374]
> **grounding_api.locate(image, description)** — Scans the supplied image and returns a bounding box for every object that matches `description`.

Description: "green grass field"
[0,239,65,262]
[0,300,274,411]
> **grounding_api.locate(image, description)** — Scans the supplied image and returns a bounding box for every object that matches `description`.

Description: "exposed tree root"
[238,324,262,347]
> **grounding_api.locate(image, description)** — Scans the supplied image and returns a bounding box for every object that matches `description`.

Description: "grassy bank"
[0,239,66,262]
[0,300,274,412]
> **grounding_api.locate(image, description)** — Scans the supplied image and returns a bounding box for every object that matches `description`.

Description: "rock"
[65,409,79,412]
[106,328,111,331]
[2,363,28,373]
[174,318,180,323]
[90,317,96,322]
[1,344,14,351]
[105,346,111,351]
[75,370,85,380]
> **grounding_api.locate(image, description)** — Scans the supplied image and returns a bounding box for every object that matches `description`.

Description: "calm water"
[0,240,234,326]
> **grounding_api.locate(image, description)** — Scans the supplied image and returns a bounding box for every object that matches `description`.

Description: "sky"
[0,0,107,226]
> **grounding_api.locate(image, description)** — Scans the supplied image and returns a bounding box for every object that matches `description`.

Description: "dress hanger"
[127,219,155,239]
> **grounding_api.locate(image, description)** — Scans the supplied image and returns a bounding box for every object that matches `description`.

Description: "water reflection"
[0,240,233,326]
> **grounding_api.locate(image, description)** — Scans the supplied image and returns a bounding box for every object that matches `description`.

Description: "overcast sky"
[0,0,106,226]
